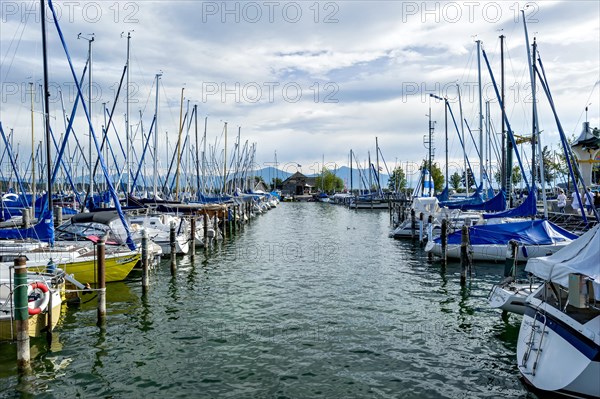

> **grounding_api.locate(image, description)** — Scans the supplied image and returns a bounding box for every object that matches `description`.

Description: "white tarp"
[525,224,600,300]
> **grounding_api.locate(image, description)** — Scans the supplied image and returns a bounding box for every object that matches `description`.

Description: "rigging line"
[570,80,599,134]
[505,36,531,130]
[131,51,154,116]
[0,3,30,82]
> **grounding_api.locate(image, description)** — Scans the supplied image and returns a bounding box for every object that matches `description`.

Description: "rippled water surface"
[1,203,536,398]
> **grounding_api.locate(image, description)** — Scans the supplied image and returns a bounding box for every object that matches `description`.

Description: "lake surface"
[0,202,536,398]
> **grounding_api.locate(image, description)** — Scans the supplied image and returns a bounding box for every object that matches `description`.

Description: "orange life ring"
[27,282,50,315]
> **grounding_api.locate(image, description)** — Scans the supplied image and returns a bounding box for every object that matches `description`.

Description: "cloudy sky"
[1,0,599,183]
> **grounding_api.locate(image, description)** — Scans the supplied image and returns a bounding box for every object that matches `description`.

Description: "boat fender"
[521,246,528,258]
[27,282,50,315]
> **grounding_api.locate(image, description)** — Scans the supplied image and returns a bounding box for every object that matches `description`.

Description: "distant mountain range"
[251,166,390,189]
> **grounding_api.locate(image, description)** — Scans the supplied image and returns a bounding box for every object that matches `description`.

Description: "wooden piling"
[222,209,227,240]
[170,221,177,275]
[141,229,149,293]
[232,206,237,234]
[441,218,448,266]
[203,213,208,247]
[213,213,219,242]
[97,236,106,327]
[410,209,416,240]
[22,208,30,229]
[419,212,424,246]
[54,206,63,226]
[14,256,30,371]
[190,217,196,259]
[427,215,434,260]
[460,225,471,286]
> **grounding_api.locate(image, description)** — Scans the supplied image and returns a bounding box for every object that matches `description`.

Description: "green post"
[14,256,30,370]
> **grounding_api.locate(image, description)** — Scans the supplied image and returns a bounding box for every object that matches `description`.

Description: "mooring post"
[504,240,519,278]
[97,236,106,327]
[427,214,434,260]
[419,212,424,246]
[213,213,219,242]
[460,225,471,286]
[222,209,227,240]
[232,206,237,234]
[14,256,30,371]
[203,213,208,247]
[141,229,149,293]
[170,221,177,275]
[54,206,63,227]
[22,208,30,229]
[190,216,196,259]
[411,209,416,240]
[441,218,448,266]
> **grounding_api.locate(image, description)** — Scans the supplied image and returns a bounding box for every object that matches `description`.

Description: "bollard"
[97,236,106,327]
[213,213,219,242]
[232,206,237,234]
[419,212,424,246]
[54,206,63,227]
[203,213,208,247]
[411,209,416,240]
[460,225,471,286]
[504,240,519,278]
[228,208,233,237]
[14,256,30,371]
[170,221,177,275]
[222,210,227,240]
[190,217,196,259]
[142,229,149,293]
[441,218,448,266]
[22,208,30,229]
[427,215,434,260]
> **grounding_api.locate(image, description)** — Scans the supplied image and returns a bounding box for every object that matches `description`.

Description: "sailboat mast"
[175,87,184,200]
[194,104,199,197]
[477,39,484,190]
[124,31,131,198]
[375,137,380,186]
[457,84,468,196]
[350,149,353,193]
[444,98,448,190]
[153,72,161,198]
[223,122,228,194]
[523,11,547,218]
[30,82,36,212]
[202,116,207,194]
[40,0,53,215]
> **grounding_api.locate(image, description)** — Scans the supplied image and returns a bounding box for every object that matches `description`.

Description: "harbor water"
[0,203,533,398]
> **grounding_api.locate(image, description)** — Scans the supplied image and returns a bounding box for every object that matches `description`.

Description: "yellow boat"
[28,251,140,285]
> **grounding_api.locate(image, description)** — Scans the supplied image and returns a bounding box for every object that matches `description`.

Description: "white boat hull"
[425,241,570,262]
[517,302,600,398]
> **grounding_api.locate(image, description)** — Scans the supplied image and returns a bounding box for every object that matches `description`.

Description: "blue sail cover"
[483,189,537,219]
[0,208,55,243]
[434,219,577,246]
[440,184,484,209]
[436,187,450,202]
[196,193,232,204]
[459,190,506,212]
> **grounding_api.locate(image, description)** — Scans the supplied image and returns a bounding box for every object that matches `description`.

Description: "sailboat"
[516,224,599,398]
